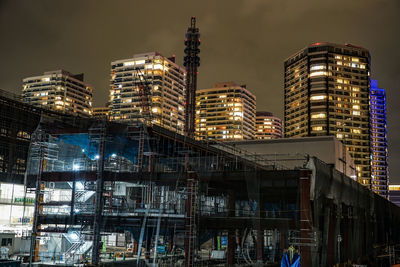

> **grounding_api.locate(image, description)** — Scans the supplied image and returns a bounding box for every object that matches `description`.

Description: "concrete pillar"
[327,202,336,266]
[321,201,330,267]
[343,205,349,261]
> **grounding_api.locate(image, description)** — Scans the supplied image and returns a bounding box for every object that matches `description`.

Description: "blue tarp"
[281,251,300,267]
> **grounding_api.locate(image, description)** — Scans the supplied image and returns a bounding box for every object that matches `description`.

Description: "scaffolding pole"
[29,130,45,267]
[91,122,107,265]
[184,171,197,267]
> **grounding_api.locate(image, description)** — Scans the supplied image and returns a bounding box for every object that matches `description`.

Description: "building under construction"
[1,90,400,267]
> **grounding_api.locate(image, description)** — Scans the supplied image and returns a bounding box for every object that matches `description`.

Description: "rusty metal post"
[184,171,197,267]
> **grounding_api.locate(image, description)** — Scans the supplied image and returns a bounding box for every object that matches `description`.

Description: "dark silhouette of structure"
[183,17,200,138]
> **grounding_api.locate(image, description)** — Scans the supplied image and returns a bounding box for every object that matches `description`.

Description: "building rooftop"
[23,69,85,82]
[285,42,370,63]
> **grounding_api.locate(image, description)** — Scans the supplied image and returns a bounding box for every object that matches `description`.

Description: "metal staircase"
[62,231,93,264]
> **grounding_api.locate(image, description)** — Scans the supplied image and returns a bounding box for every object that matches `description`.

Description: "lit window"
[153,64,164,70]
[312,126,323,131]
[123,61,135,66]
[135,60,145,65]
[353,111,360,116]
[310,64,326,71]
[310,95,327,101]
[310,71,328,77]
[311,113,326,119]
[353,105,360,110]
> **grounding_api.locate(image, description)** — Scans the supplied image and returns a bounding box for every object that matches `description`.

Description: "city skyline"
[0,0,399,182]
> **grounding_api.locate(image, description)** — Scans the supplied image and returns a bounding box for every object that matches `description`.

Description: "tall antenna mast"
[183,16,200,138]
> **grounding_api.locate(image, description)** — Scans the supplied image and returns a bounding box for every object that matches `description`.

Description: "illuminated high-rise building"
[109,52,186,133]
[22,70,93,116]
[92,106,110,119]
[389,185,400,207]
[370,79,388,197]
[255,112,283,139]
[284,43,371,185]
[195,82,256,141]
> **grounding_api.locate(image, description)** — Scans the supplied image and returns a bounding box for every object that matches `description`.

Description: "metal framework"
[1,94,400,266]
[183,17,200,138]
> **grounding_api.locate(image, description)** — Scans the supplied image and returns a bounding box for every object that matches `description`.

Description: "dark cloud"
[1,0,399,182]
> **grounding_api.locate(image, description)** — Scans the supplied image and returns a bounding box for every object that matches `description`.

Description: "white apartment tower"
[195,82,256,141]
[22,70,93,116]
[256,112,283,139]
[109,52,186,133]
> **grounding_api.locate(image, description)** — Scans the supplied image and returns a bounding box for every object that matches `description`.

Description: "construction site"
[0,17,400,267]
[0,89,400,267]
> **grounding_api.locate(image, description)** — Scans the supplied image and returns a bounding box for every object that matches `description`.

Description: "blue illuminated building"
[370,79,389,198]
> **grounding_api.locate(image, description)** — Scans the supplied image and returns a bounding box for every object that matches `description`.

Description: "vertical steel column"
[256,192,264,263]
[70,179,76,225]
[299,171,311,267]
[227,191,235,265]
[256,229,264,263]
[183,17,200,138]
[91,123,106,265]
[29,131,45,266]
[184,171,197,267]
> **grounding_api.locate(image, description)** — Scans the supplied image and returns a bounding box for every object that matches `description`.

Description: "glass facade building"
[284,43,371,186]
[370,79,388,197]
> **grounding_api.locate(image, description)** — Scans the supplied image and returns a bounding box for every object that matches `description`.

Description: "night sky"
[1,0,399,182]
